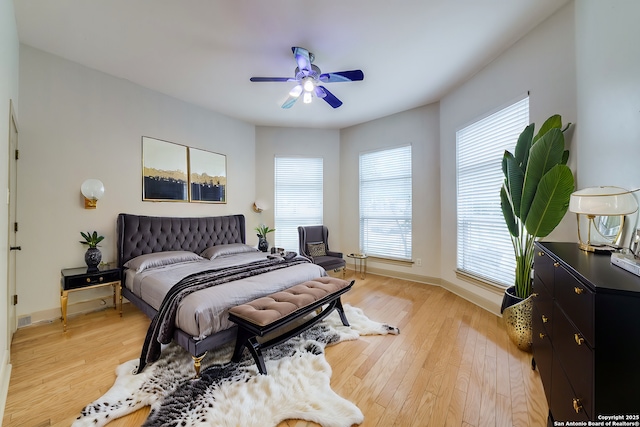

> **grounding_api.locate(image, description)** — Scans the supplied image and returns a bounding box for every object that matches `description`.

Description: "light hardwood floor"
[3,273,548,426]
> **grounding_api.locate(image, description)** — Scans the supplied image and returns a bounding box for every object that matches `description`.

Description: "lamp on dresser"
[568,186,638,251]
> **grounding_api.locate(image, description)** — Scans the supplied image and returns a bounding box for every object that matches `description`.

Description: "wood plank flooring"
[3,273,548,426]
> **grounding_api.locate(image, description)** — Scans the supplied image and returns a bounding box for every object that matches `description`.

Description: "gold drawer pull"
[553,262,560,267]
[86,277,91,283]
[538,251,545,257]
[99,276,104,282]
[572,397,583,413]
[539,332,546,339]
[574,286,584,295]
[574,333,584,345]
[542,315,549,323]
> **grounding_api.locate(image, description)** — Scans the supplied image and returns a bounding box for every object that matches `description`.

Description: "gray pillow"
[200,243,258,260]
[124,251,203,273]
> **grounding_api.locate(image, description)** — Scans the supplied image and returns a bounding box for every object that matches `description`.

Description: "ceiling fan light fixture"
[289,85,303,97]
[303,92,313,104]
[303,78,315,92]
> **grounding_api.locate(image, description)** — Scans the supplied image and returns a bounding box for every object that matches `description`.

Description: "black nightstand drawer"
[63,269,120,290]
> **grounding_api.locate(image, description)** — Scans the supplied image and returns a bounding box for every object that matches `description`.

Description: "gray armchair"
[298,225,346,277]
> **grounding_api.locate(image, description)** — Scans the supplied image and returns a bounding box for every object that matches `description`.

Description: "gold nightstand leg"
[118,283,123,317]
[60,290,68,332]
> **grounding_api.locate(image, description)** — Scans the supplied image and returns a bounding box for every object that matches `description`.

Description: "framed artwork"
[189,147,227,203]
[142,137,188,201]
[141,136,227,203]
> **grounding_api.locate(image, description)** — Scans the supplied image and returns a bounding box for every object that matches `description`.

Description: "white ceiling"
[14,0,569,129]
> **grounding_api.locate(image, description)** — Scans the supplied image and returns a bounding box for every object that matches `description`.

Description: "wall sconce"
[569,186,638,251]
[252,202,264,213]
[81,179,105,209]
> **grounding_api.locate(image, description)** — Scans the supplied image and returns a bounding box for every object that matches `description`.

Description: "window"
[274,157,323,252]
[359,145,412,260]
[456,96,529,286]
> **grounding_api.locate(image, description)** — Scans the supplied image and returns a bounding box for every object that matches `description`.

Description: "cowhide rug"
[73,304,399,427]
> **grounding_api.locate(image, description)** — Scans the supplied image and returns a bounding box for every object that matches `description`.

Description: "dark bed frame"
[116,213,247,363]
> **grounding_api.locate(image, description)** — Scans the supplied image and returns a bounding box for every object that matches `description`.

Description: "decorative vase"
[502,286,533,352]
[258,236,269,252]
[85,247,102,270]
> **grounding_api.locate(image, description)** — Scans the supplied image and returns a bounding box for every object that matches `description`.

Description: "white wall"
[575,0,640,237]
[0,0,19,417]
[340,104,441,282]
[17,45,256,321]
[439,2,577,313]
[254,126,341,250]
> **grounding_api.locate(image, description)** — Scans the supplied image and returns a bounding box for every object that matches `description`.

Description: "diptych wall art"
[142,136,227,203]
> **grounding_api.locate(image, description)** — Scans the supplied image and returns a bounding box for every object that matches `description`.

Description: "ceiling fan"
[250,47,364,109]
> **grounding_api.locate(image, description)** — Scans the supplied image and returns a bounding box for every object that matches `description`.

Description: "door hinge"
[14,222,18,232]
[14,149,19,160]
[13,295,17,305]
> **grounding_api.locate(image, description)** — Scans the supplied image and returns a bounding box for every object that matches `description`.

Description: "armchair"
[298,225,346,277]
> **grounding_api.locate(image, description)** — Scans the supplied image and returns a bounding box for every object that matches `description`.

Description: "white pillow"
[124,251,203,273]
[200,243,258,260]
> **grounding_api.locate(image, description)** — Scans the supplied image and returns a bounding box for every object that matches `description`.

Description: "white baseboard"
[18,297,116,328]
[0,349,11,422]
[347,265,502,315]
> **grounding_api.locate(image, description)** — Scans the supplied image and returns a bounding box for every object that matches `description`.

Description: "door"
[7,100,18,340]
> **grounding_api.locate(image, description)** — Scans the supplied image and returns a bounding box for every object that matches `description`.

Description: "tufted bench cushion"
[228,277,350,327]
[228,276,354,374]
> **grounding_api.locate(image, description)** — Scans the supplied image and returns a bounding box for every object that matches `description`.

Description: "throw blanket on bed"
[137,256,310,373]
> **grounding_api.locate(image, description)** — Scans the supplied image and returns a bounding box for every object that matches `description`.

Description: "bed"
[116,213,327,372]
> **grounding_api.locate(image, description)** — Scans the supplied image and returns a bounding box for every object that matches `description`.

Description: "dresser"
[532,242,640,423]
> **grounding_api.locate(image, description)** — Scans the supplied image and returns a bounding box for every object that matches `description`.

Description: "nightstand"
[60,262,121,332]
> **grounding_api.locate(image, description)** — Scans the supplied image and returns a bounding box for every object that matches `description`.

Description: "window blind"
[274,157,323,252]
[456,96,529,286]
[359,145,412,260]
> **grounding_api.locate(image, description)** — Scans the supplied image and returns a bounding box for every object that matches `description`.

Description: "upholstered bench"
[228,276,354,374]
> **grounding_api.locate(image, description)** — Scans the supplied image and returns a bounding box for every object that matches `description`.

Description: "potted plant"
[254,225,275,252]
[80,231,104,270]
[499,114,575,350]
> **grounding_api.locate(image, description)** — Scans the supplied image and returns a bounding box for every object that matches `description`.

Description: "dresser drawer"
[550,355,590,422]
[532,304,553,404]
[554,265,594,346]
[532,277,553,337]
[552,305,593,419]
[64,269,120,290]
[534,248,555,295]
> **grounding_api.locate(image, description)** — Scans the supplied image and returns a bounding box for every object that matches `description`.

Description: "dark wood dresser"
[533,242,640,423]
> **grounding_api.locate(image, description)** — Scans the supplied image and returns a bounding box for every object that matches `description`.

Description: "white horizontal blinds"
[456,96,529,286]
[274,157,323,252]
[359,145,412,260]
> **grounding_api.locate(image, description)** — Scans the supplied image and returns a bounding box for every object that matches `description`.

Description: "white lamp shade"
[569,186,638,216]
[81,179,105,200]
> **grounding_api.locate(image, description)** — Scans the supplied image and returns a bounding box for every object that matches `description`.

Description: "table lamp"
[569,186,638,252]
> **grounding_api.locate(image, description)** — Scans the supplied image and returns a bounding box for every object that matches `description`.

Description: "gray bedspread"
[124,251,326,339]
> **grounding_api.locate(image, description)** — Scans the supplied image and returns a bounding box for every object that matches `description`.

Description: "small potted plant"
[254,225,275,252]
[80,231,104,270]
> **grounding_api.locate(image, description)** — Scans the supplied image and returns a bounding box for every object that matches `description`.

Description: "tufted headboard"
[117,213,246,267]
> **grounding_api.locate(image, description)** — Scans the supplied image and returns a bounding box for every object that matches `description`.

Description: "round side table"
[347,253,368,279]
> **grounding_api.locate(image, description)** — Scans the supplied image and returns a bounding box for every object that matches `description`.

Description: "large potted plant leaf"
[499,114,574,350]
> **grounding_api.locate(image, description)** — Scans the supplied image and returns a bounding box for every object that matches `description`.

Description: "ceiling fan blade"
[281,92,301,109]
[292,47,312,72]
[319,70,364,83]
[314,86,327,99]
[250,77,295,82]
[318,86,343,108]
